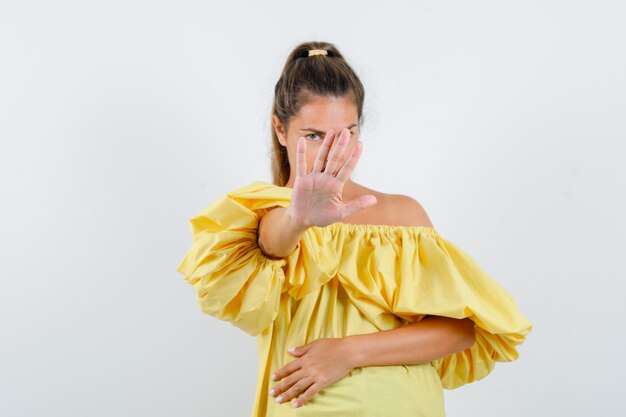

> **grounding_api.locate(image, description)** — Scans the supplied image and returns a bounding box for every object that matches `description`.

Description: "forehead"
[293,95,358,129]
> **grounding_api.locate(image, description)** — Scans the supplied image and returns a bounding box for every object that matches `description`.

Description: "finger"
[323,128,350,175]
[275,376,314,405]
[295,137,306,178]
[292,382,322,408]
[288,342,312,356]
[343,194,378,219]
[271,360,301,382]
[330,130,353,176]
[335,140,363,183]
[270,368,308,399]
[287,346,303,356]
[312,129,336,173]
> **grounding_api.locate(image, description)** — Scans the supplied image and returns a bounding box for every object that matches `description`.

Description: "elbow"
[258,233,291,259]
[257,224,282,259]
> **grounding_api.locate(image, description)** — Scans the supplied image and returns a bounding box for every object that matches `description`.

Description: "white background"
[1,1,624,416]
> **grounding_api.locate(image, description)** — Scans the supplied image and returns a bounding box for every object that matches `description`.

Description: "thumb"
[343,194,378,218]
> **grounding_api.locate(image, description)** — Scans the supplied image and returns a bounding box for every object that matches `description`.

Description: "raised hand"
[286,128,378,228]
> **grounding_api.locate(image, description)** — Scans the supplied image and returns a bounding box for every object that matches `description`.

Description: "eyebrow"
[299,123,358,133]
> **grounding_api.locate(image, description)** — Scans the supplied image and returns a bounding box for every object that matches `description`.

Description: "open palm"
[286,128,378,228]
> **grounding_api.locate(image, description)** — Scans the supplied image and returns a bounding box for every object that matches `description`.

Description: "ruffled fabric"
[321,222,533,389]
[175,180,340,337]
[176,180,533,390]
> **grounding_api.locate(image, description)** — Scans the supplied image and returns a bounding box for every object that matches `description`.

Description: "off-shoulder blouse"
[176,180,533,417]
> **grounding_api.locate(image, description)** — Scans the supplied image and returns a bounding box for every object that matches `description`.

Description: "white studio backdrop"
[1,1,624,416]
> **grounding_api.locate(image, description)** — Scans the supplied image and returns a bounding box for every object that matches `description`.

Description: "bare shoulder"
[342,181,434,228]
[388,193,434,228]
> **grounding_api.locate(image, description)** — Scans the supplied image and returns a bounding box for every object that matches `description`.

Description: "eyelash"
[305,133,322,141]
[305,131,354,141]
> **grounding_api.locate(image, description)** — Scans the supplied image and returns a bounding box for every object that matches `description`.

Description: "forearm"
[258,206,308,258]
[345,316,476,368]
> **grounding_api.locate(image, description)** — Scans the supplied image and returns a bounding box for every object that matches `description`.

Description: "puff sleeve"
[380,229,533,389]
[175,181,340,337]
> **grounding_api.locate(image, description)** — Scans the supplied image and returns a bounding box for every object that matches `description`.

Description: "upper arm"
[391,194,434,228]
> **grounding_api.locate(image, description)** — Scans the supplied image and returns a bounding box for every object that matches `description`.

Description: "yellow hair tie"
[308,49,328,57]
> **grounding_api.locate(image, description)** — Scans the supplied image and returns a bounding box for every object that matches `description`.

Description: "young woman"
[176,41,533,417]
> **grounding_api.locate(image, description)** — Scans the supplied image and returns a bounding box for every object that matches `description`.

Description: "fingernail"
[292,401,300,408]
[276,395,283,403]
[287,346,296,352]
[269,388,275,396]
[270,373,277,380]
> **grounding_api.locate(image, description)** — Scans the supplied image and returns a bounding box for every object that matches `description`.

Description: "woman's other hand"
[269,337,357,408]
[287,128,378,228]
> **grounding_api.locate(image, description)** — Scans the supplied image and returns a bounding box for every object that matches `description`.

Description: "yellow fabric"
[176,180,533,417]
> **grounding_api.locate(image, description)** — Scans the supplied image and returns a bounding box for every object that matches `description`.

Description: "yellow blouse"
[176,180,533,417]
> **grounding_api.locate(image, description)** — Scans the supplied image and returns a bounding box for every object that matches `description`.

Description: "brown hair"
[270,41,366,186]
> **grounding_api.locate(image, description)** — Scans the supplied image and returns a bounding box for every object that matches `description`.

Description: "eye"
[305,133,322,141]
